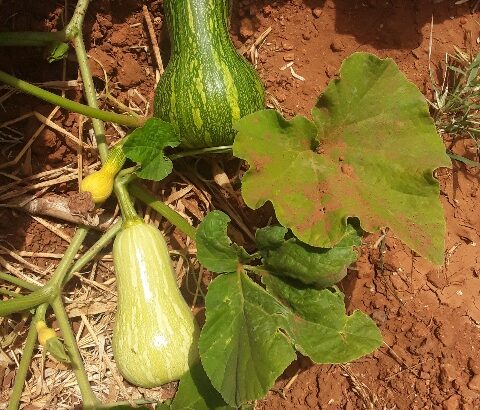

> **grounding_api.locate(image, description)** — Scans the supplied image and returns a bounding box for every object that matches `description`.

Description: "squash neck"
[164,0,233,55]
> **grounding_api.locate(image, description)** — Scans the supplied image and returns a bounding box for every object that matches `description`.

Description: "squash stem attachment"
[130,182,197,239]
[115,168,143,226]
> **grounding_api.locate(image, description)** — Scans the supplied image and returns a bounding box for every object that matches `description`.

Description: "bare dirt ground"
[1,1,479,409]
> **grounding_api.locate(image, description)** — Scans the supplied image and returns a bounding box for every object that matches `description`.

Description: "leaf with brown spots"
[233,53,450,265]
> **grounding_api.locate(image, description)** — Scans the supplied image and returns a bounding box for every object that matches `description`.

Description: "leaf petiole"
[0,70,144,129]
[0,0,90,47]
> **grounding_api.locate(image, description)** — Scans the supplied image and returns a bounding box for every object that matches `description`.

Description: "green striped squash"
[154,0,265,148]
[112,221,199,387]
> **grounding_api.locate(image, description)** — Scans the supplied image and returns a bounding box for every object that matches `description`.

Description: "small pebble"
[468,374,480,392]
[371,310,388,324]
[312,7,322,18]
[442,395,460,410]
[262,5,273,16]
[276,92,287,103]
[468,357,480,375]
[330,40,345,52]
[426,270,447,289]
[239,17,254,39]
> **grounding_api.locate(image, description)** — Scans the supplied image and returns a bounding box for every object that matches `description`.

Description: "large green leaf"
[263,275,382,363]
[199,271,381,407]
[234,52,451,265]
[256,224,361,287]
[123,118,180,181]
[199,273,296,407]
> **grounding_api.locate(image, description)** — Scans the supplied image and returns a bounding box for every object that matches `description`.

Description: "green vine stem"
[0,287,51,317]
[51,297,99,409]
[0,228,87,316]
[0,272,38,291]
[169,145,233,160]
[130,182,197,239]
[0,70,143,129]
[49,228,88,291]
[0,32,63,47]
[0,0,89,47]
[72,32,110,161]
[63,0,90,40]
[2,4,113,409]
[114,170,142,225]
[2,220,120,406]
[96,399,157,409]
[64,220,122,283]
[0,220,122,317]
[0,288,23,298]
[7,303,48,410]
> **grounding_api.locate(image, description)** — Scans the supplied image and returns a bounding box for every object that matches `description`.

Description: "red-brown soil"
[1,1,479,409]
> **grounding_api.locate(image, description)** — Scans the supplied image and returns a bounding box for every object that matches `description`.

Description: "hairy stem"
[0,0,89,47]
[0,32,63,47]
[7,304,48,410]
[49,228,88,290]
[0,288,23,298]
[64,221,122,284]
[51,297,99,409]
[0,70,143,129]
[0,286,51,317]
[114,170,142,225]
[0,228,86,317]
[130,182,197,239]
[169,145,233,160]
[72,32,110,162]
[63,0,90,40]
[97,399,157,409]
[0,272,38,291]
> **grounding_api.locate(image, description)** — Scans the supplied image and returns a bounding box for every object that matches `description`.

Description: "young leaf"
[199,272,296,407]
[169,361,231,410]
[234,52,451,265]
[122,118,181,181]
[256,225,361,287]
[263,275,382,363]
[196,211,249,273]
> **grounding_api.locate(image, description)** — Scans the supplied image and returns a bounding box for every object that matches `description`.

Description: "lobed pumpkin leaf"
[123,118,180,181]
[199,271,381,407]
[233,52,451,265]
